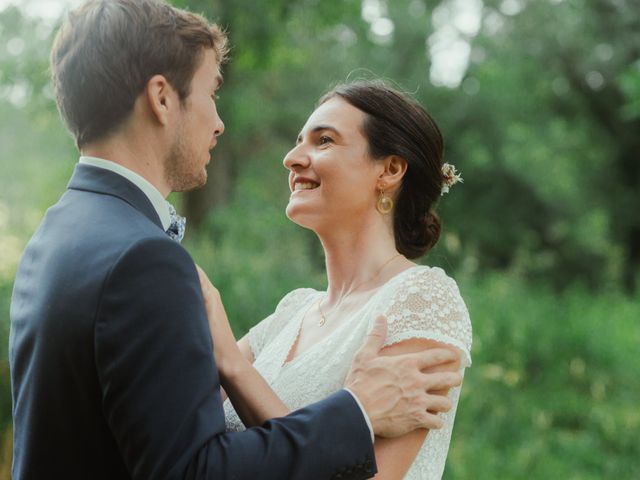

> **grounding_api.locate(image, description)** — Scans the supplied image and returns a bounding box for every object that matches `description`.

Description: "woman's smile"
[290,175,321,194]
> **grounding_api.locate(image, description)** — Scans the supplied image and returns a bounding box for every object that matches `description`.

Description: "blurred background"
[0,0,639,477]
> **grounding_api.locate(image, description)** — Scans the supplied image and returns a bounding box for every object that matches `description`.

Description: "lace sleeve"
[382,267,472,367]
[247,288,315,358]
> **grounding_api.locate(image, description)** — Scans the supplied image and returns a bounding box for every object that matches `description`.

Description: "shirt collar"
[79,156,172,230]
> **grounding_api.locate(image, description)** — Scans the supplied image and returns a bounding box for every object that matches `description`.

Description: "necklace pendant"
[317,297,328,326]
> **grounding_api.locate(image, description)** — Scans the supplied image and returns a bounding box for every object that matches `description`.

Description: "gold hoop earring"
[376,189,393,214]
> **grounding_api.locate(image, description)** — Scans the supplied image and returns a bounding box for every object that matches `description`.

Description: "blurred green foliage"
[449,276,639,479]
[1,0,639,477]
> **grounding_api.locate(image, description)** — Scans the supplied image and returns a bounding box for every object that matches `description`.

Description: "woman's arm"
[218,336,254,403]
[237,335,254,364]
[196,266,290,425]
[373,337,462,479]
[220,352,291,425]
[197,266,463,438]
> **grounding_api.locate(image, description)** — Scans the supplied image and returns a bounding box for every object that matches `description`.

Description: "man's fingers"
[370,315,388,339]
[424,393,453,414]
[414,348,459,370]
[355,315,388,361]
[422,371,462,392]
[416,411,444,430]
[412,388,457,432]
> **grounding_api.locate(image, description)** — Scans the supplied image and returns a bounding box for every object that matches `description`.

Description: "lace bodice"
[224,265,472,479]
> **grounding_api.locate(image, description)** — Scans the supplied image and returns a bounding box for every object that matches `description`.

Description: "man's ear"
[377,155,408,192]
[144,74,178,126]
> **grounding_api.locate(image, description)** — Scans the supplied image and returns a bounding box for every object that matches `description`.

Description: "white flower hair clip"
[441,163,463,195]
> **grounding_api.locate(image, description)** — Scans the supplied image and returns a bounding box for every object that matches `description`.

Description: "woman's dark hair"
[319,81,444,259]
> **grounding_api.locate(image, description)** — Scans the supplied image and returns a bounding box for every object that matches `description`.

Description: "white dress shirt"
[79,156,171,230]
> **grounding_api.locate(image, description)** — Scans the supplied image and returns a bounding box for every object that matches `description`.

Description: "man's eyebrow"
[296,124,341,143]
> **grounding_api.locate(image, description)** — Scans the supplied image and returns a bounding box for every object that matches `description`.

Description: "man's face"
[164,49,224,192]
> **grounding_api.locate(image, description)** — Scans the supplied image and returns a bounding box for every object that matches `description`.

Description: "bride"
[199,80,472,479]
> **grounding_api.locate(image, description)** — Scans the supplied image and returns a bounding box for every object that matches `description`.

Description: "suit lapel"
[67,163,163,229]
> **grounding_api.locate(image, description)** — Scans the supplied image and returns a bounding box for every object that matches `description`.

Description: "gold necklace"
[317,253,403,326]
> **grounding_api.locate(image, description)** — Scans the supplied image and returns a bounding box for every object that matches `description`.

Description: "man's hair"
[50,0,228,148]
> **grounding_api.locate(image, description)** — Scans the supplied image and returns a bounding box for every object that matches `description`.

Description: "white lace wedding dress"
[224,265,472,479]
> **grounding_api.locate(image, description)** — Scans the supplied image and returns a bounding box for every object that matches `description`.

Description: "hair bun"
[394,209,441,259]
[423,210,441,252]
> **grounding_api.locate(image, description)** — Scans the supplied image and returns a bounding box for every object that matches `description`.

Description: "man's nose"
[214,118,225,137]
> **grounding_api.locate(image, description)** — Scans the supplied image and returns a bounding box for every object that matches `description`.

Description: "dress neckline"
[280,264,425,368]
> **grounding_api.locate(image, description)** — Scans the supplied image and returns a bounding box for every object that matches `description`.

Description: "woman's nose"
[283,144,310,170]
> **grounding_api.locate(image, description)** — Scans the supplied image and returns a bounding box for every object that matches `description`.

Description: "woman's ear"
[377,155,408,192]
[144,74,177,126]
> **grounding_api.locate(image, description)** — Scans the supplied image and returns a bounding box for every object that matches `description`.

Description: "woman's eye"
[319,135,333,145]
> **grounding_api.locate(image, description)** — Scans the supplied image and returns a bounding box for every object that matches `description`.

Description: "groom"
[9,1,462,479]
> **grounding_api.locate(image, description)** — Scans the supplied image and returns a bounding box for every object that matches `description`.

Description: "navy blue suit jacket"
[9,164,376,479]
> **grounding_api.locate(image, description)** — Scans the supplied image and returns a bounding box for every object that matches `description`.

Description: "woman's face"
[283,97,384,231]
